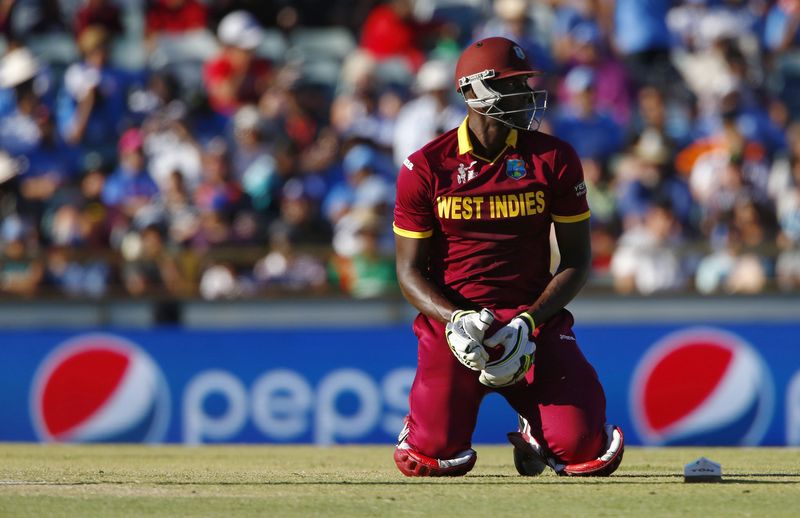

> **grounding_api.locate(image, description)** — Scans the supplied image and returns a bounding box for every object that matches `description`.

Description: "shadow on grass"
[3,473,800,487]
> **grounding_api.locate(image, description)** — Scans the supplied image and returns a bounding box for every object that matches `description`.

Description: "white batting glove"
[445,308,495,371]
[479,313,536,387]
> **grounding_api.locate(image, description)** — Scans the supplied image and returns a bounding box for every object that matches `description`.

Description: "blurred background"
[2,0,800,307]
[1,1,800,448]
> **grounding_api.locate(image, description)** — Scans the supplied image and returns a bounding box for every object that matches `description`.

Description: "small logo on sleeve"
[574,181,587,197]
[506,159,527,180]
[403,158,414,170]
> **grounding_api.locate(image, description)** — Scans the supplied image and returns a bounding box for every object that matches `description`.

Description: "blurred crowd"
[1,0,800,300]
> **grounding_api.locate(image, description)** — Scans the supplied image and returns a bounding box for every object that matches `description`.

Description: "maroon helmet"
[455,37,547,131]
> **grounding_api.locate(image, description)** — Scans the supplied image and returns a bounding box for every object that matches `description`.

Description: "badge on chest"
[506,159,527,180]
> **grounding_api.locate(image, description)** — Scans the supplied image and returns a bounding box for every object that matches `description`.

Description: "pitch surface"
[1,444,799,517]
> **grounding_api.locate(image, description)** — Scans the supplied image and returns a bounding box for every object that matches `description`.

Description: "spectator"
[630,85,691,154]
[199,261,251,299]
[687,109,770,212]
[393,59,465,167]
[41,245,109,298]
[230,104,269,180]
[3,3,800,298]
[610,202,689,294]
[74,0,123,39]
[192,210,233,251]
[144,0,214,76]
[557,21,631,125]
[0,150,18,188]
[613,0,677,89]
[696,200,772,294]
[776,187,800,290]
[253,223,328,294]
[203,10,271,115]
[270,178,331,248]
[702,153,771,242]
[142,104,203,193]
[101,128,159,218]
[0,0,67,41]
[614,136,694,231]
[474,0,555,73]
[0,215,43,297]
[75,154,112,249]
[764,0,800,52]
[330,74,400,150]
[551,66,623,161]
[120,223,187,297]
[145,0,207,39]
[194,138,245,216]
[325,145,395,260]
[46,202,85,247]
[551,0,607,65]
[0,47,46,155]
[156,170,200,245]
[586,155,619,277]
[16,106,78,224]
[329,209,398,299]
[57,26,134,163]
[128,72,182,122]
[359,0,430,72]
[323,144,393,226]
[583,157,616,228]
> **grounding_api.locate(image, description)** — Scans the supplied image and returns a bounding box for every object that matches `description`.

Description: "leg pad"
[393,443,477,477]
[508,422,624,477]
[561,425,624,477]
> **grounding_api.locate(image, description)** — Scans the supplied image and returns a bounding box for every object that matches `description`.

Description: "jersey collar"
[457,116,518,163]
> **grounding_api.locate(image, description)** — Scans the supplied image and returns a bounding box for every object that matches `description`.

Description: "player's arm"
[396,234,493,370]
[480,219,589,387]
[395,234,457,324]
[522,218,591,326]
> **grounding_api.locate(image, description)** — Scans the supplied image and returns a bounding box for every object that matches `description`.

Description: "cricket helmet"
[455,37,547,131]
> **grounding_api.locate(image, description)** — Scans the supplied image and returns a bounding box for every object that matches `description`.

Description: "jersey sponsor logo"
[403,158,414,170]
[574,181,587,197]
[457,160,478,184]
[506,159,527,180]
[630,328,774,446]
[436,190,545,220]
[30,334,171,443]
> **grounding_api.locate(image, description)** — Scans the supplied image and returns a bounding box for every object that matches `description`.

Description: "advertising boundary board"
[1,322,799,445]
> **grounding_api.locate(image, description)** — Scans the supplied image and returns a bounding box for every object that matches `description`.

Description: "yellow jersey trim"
[457,117,471,154]
[552,210,591,223]
[393,222,433,239]
[457,116,518,163]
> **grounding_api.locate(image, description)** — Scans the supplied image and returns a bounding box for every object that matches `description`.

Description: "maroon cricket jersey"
[393,117,590,310]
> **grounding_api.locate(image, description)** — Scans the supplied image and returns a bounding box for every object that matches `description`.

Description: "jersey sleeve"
[550,141,590,223]
[393,154,435,238]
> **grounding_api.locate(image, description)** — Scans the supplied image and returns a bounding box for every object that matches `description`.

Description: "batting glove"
[479,313,536,387]
[445,308,494,371]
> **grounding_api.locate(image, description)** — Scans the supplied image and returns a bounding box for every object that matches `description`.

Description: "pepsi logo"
[30,334,170,443]
[630,327,774,446]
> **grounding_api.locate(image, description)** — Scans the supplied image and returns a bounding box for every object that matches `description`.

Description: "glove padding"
[479,313,535,387]
[445,308,494,370]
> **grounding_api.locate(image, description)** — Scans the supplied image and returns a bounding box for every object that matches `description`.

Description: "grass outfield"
[1,444,799,517]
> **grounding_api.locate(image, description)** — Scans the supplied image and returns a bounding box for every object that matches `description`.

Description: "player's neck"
[467,113,511,158]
